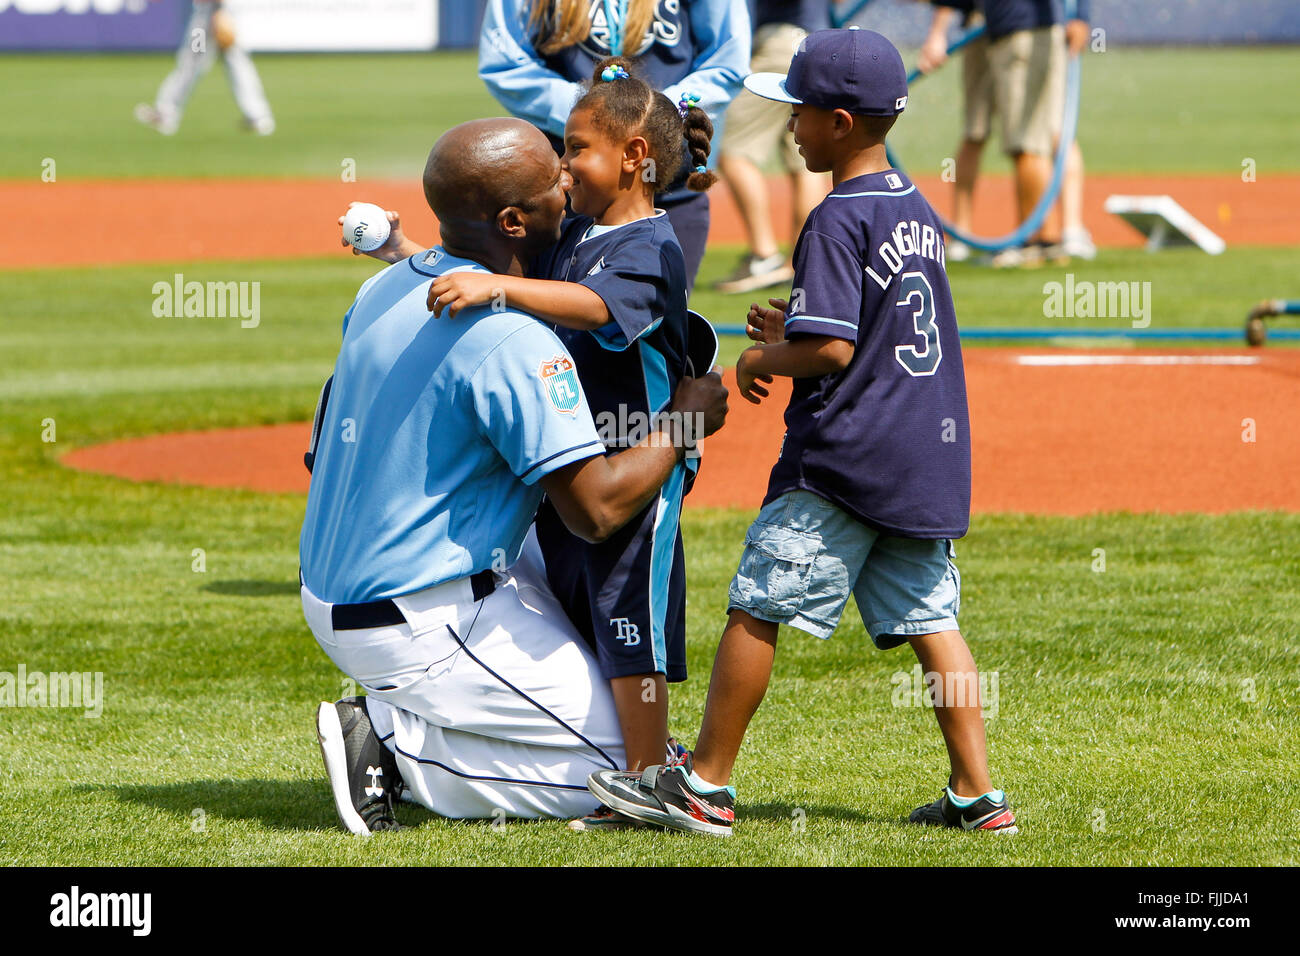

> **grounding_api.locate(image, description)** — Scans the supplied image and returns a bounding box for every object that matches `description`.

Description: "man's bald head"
[423,118,559,226]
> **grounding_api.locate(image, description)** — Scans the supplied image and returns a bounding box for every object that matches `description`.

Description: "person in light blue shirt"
[299,244,609,605]
[478,0,751,289]
[303,118,729,832]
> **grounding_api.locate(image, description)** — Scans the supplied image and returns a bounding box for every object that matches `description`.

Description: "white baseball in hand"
[341,203,391,252]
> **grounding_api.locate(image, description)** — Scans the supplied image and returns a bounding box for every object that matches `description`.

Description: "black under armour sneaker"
[315,696,403,835]
[588,755,735,837]
[909,786,1018,834]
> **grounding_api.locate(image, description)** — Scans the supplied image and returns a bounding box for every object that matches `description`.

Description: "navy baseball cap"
[744,27,908,116]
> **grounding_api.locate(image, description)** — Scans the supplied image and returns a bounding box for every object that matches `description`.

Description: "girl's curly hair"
[573,56,718,194]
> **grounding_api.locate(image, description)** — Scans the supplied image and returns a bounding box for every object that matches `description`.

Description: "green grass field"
[2,49,1298,866]
[6,48,1300,178]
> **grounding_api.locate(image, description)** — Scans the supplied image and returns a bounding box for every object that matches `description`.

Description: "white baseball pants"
[154,1,274,128]
[301,531,626,820]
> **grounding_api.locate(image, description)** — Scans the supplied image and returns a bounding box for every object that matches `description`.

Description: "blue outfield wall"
[1,0,1296,52]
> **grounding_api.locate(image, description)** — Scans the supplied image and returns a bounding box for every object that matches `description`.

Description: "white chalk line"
[1015,355,1261,367]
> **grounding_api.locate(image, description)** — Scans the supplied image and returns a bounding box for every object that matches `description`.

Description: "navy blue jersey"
[531,212,695,681]
[534,211,691,421]
[935,0,1090,40]
[766,169,971,538]
[541,2,696,92]
[752,0,830,32]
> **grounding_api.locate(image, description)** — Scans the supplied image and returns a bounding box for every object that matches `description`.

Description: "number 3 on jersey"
[894,271,942,377]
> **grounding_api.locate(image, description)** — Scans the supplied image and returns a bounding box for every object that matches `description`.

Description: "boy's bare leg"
[692,610,780,786]
[907,629,994,797]
[610,673,669,772]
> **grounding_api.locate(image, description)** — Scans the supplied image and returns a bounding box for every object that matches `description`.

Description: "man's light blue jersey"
[300,247,606,605]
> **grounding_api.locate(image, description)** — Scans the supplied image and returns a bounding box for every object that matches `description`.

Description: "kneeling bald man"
[300,119,727,833]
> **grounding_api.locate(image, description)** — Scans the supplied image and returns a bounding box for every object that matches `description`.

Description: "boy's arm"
[428,273,611,330]
[735,336,854,404]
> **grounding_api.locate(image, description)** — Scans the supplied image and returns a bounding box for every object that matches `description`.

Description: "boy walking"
[587,29,1015,836]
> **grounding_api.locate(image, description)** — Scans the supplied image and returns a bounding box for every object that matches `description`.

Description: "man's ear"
[622,135,650,174]
[497,205,528,239]
[831,108,856,140]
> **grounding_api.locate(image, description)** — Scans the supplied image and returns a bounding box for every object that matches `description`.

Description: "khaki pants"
[987,25,1066,156]
[720,22,808,171]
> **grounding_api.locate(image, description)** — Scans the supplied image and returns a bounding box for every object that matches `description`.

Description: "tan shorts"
[720,22,807,172]
[988,24,1066,156]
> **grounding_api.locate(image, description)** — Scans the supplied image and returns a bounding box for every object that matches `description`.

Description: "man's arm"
[540,372,729,542]
[918,3,962,74]
[337,204,425,263]
[1066,0,1091,56]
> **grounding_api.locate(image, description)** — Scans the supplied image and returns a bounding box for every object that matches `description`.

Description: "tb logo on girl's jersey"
[580,0,682,58]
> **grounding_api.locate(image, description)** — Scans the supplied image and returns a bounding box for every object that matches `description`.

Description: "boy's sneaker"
[909,786,1018,834]
[714,252,794,294]
[315,696,403,835]
[566,806,647,832]
[569,740,691,831]
[588,756,735,837]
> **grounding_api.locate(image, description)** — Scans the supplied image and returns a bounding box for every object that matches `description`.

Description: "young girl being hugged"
[427,57,717,828]
[478,0,749,289]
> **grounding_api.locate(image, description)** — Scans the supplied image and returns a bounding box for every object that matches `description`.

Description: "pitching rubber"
[315,701,372,837]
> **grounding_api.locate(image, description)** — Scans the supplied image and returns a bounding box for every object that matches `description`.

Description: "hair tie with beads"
[694,165,707,174]
[601,65,630,82]
[678,92,702,117]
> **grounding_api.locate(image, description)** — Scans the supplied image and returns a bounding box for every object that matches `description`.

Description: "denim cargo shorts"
[728,490,961,648]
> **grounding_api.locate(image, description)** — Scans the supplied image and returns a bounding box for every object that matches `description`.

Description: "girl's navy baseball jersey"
[769,168,972,539]
[531,211,695,682]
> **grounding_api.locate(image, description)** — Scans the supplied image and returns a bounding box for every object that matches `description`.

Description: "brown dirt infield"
[3,172,1295,269]
[62,349,1300,515]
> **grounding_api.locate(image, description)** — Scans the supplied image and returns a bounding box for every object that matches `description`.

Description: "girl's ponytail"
[678,94,717,192]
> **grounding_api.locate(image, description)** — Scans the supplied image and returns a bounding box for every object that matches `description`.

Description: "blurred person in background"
[919,0,1091,267]
[714,1,833,294]
[134,0,275,136]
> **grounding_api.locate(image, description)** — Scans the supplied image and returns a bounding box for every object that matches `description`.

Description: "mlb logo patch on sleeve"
[540,355,582,414]
[886,173,903,189]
